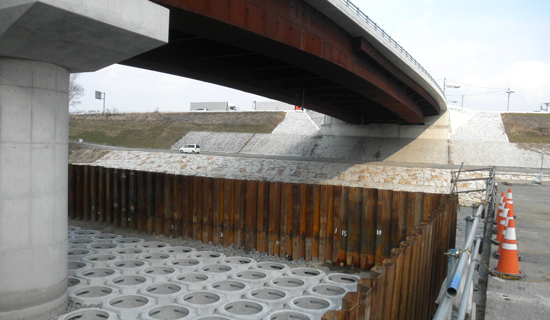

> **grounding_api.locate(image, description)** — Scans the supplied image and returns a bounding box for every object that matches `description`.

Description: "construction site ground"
[482,184,550,320]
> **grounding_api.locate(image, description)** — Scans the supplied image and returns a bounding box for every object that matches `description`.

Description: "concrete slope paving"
[171,132,254,153]
[168,109,550,169]
[240,134,318,157]
[310,136,449,165]
[450,140,549,168]
[271,111,320,135]
[450,111,508,142]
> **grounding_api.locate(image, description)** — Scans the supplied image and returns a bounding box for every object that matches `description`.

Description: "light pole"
[95,90,106,114]
[506,88,514,111]
[443,78,461,96]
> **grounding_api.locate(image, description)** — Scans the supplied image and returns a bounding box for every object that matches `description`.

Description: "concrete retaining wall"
[309,136,450,164]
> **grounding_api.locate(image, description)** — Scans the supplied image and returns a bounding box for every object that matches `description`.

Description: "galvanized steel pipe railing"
[457,237,482,320]
[447,204,483,297]
[339,0,444,94]
[434,204,487,320]
[435,166,495,319]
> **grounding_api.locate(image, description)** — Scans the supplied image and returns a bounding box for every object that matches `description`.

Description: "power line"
[446,89,508,97]
[442,78,507,90]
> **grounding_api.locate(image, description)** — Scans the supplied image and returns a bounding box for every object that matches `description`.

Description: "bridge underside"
[123,0,440,124]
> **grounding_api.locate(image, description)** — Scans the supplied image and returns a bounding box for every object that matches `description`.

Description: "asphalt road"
[72,141,549,175]
[484,184,550,320]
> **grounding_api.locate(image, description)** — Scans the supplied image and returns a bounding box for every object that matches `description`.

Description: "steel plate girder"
[144,0,439,124]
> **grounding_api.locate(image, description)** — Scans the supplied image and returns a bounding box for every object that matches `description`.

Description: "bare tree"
[69,73,85,108]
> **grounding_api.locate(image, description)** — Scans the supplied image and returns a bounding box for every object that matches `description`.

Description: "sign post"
[95,90,106,114]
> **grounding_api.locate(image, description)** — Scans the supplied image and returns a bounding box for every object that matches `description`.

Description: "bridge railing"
[339,0,444,95]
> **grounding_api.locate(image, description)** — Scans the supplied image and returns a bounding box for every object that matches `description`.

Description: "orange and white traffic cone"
[494,208,522,261]
[494,202,515,256]
[492,192,507,234]
[491,202,509,245]
[494,218,525,278]
[507,188,516,219]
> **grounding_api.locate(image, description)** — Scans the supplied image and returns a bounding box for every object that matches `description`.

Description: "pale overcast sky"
[75,0,550,114]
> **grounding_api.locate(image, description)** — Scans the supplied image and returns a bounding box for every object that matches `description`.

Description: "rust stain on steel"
[69,165,459,320]
[120,170,127,228]
[331,185,342,264]
[136,171,146,233]
[305,184,316,261]
[256,180,268,253]
[354,37,440,115]
[97,167,105,223]
[82,166,89,221]
[222,179,235,247]
[244,180,258,252]
[202,177,214,243]
[234,179,246,249]
[151,0,433,124]
[128,170,136,229]
[267,181,280,257]
[164,174,173,237]
[212,178,224,246]
[279,182,293,259]
[146,172,154,234]
[318,185,328,262]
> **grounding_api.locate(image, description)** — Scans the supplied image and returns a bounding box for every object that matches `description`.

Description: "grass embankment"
[69,112,286,149]
[501,113,550,143]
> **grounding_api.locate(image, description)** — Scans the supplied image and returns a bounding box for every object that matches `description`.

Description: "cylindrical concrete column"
[0,57,69,320]
[0,1,167,318]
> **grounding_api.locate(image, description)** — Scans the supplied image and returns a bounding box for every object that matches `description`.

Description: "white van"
[179,144,200,154]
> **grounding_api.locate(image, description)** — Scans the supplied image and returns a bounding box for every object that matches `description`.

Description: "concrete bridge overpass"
[124,0,446,125]
[0,0,445,319]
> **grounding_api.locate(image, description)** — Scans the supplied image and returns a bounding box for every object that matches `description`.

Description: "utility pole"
[443,78,460,96]
[506,88,515,111]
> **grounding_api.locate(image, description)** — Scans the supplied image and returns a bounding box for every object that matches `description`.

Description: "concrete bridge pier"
[0,1,168,319]
[0,58,71,320]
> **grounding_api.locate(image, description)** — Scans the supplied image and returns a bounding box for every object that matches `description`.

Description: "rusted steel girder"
[128,0,440,124]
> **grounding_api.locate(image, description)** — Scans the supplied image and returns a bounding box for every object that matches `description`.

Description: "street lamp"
[443,78,461,95]
[506,88,515,111]
[95,90,106,114]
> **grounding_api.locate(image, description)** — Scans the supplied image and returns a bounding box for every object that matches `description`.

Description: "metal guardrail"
[339,0,444,95]
[435,166,497,320]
